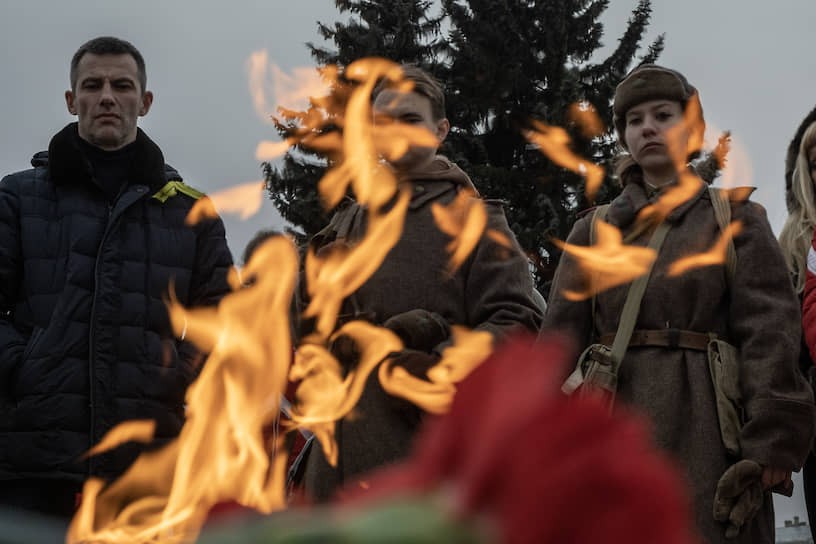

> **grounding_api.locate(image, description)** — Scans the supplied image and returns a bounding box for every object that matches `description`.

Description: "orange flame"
[289,321,403,464]
[186,181,266,224]
[72,58,504,542]
[487,229,512,248]
[670,92,706,171]
[69,235,298,543]
[256,139,293,161]
[668,221,743,277]
[432,189,488,273]
[379,326,493,414]
[637,171,704,225]
[82,420,157,459]
[371,119,439,163]
[317,59,405,210]
[703,122,754,189]
[525,120,605,202]
[246,50,332,123]
[303,188,410,341]
[567,101,605,138]
[555,220,656,301]
[298,59,436,340]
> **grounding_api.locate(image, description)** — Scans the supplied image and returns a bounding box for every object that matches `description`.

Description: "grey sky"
[1,0,814,528]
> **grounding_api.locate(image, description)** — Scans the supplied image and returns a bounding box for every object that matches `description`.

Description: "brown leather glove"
[382,309,450,353]
[713,459,764,539]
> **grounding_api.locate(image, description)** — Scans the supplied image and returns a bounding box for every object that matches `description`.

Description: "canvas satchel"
[562,206,671,412]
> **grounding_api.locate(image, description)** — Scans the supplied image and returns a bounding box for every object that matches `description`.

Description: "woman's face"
[624,99,690,178]
[808,144,816,182]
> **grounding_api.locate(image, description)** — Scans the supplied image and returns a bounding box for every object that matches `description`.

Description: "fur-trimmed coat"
[545,179,815,544]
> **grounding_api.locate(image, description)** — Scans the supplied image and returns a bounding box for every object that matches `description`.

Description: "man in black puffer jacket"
[0,36,233,519]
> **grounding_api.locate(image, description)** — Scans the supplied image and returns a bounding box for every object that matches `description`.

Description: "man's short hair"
[372,64,446,121]
[70,36,147,93]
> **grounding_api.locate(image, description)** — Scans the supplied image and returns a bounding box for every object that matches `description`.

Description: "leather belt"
[599,329,713,351]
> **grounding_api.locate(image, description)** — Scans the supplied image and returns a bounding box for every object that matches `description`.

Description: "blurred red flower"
[342,333,699,544]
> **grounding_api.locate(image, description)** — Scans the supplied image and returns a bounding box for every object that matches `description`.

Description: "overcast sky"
[1,0,814,527]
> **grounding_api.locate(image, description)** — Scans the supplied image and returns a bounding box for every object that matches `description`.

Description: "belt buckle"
[666,328,680,348]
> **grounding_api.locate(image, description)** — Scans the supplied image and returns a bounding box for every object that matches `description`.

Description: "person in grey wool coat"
[544,64,815,543]
[300,65,543,502]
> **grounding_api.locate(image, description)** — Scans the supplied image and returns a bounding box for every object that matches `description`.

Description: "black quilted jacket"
[0,123,233,482]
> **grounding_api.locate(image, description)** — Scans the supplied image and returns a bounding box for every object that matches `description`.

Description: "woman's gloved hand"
[713,459,764,539]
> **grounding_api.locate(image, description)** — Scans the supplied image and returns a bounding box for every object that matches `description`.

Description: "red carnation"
[342,334,699,544]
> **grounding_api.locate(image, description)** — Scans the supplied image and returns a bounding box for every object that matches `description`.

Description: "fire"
[288,321,404,464]
[255,139,293,161]
[186,181,266,224]
[567,101,605,138]
[431,189,487,273]
[669,93,706,171]
[316,59,406,211]
[636,171,704,225]
[300,58,439,340]
[246,50,332,123]
[703,122,754,190]
[668,221,743,277]
[68,235,299,543]
[486,229,512,248]
[525,120,605,202]
[70,57,505,542]
[555,219,656,301]
[379,327,494,414]
[82,421,157,459]
[302,188,410,341]
[430,190,512,273]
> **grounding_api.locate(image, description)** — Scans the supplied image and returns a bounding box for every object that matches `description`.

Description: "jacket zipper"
[86,185,147,476]
[87,201,113,476]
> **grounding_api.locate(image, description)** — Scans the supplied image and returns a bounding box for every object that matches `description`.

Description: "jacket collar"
[607,172,707,229]
[397,155,479,193]
[45,122,167,192]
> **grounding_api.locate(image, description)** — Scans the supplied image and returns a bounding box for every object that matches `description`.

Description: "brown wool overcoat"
[302,159,544,501]
[544,179,816,543]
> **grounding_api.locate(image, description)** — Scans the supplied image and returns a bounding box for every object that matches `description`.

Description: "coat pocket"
[708,338,744,456]
[21,326,46,362]
[9,327,46,402]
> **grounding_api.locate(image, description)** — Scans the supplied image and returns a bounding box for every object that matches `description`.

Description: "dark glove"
[713,459,764,539]
[383,309,450,353]
[383,349,442,426]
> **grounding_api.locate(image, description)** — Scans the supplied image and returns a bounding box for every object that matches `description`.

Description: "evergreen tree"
[264,0,663,293]
[437,0,663,292]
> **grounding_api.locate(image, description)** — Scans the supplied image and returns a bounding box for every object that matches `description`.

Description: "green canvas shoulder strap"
[610,220,672,370]
[589,205,610,334]
[708,187,737,285]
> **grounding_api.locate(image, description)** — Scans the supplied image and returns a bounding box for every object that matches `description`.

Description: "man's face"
[372,89,449,172]
[65,53,153,151]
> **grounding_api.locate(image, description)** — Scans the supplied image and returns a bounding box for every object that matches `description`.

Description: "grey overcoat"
[303,158,543,501]
[545,179,816,543]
